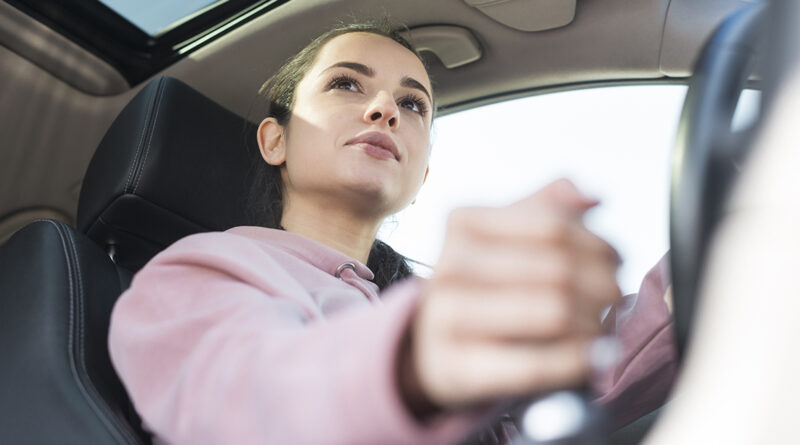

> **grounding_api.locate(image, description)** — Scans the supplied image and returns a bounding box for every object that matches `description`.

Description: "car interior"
[0,0,780,443]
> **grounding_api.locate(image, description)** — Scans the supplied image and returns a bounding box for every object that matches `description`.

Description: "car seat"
[0,76,261,443]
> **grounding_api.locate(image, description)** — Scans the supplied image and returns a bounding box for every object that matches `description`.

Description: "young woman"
[108,22,675,444]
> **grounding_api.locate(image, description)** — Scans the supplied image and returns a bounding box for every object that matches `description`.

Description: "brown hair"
[246,20,432,289]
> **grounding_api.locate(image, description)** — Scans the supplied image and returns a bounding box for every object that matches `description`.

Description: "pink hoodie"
[108,226,675,444]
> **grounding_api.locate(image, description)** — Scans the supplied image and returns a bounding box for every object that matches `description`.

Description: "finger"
[436,240,618,297]
[573,254,623,309]
[445,206,588,248]
[444,209,619,265]
[508,179,598,218]
[430,256,614,339]
[436,242,577,289]
[444,206,574,247]
[567,225,621,266]
[435,338,593,406]
[436,287,605,340]
[575,300,608,335]
[429,288,579,340]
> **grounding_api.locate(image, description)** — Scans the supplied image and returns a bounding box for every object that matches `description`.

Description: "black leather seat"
[0,220,144,443]
[77,76,261,272]
[0,77,262,443]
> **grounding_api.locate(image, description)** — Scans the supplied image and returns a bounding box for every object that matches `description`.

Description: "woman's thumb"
[513,179,598,217]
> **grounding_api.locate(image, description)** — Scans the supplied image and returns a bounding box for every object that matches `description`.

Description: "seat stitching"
[47,221,134,443]
[43,221,77,405]
[133,80,167,194]
[124,84,159,193]
[66,225,138,443]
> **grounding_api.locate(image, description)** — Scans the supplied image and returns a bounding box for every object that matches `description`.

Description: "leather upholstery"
[0,77,256,442]
[0,220,148,443]
[77,76,259,271]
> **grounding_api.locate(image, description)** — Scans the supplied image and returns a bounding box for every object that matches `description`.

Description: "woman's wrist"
[397,328,442,421]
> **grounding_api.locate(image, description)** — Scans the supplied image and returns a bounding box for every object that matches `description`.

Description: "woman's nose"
[363,91,399,129]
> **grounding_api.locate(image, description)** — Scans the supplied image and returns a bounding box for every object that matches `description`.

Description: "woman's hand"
[399,179,622,416]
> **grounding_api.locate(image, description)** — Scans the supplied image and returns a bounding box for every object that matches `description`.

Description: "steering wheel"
[670,4,766,360]
[512,6,772,444]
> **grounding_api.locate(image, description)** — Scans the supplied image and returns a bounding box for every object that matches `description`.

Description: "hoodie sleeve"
[593,253,678,429]
[108,235,480,445]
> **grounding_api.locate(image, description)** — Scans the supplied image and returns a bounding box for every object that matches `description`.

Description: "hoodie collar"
[226,226,376,282]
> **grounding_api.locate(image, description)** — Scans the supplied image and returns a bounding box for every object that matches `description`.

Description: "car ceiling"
[0,0,751,244]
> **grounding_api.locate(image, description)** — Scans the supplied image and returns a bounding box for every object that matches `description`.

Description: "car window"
[732,88,760,132]
[381,84,761,294]
[98,0,220,35]
[380,84,687,295]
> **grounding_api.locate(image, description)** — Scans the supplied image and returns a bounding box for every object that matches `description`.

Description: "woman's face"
[275,32,433,218]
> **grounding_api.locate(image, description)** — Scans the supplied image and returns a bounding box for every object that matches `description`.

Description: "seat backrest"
[1,76,266,443]
[0,220,148,443]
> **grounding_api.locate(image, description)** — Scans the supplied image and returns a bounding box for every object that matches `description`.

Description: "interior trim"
[0,2,128,95]
[464,0,576,31]
[402,25,482,69]
[438,77,689,116]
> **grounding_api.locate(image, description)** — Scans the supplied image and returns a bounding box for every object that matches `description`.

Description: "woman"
[109,22,675,444]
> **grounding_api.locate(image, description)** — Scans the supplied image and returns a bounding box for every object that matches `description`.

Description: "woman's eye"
[399,96,428,116]
[330,76,360,92]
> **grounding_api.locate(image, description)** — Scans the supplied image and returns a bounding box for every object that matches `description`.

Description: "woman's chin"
[338,178,408,216]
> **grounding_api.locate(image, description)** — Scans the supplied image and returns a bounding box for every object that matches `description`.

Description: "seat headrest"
[77,77,261,271]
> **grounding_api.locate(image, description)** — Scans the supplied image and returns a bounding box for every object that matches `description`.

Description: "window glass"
[98,0,223,35]
[380,85,688,295]
[732,89,761,132]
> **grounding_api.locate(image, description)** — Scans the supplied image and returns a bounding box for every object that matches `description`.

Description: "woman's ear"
[256,117,286,166]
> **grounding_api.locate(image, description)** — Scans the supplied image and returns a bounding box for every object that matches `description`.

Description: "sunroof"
[98,0,224,36]
[8,0,290,89]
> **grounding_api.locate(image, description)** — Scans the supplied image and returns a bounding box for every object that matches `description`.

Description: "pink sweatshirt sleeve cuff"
[343,278,486,444]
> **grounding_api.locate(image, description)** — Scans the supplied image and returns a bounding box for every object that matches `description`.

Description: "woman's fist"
[400,180,622,415]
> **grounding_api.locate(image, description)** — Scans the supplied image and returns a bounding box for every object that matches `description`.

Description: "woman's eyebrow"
[323,61,374,77]
[401,76,431,103]
[322,61,431,102]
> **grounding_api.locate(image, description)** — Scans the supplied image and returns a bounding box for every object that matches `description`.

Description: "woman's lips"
[352,142,397,160]
[345,131,400,161]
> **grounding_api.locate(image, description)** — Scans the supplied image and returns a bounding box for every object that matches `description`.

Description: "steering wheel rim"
[670,4,766,360]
